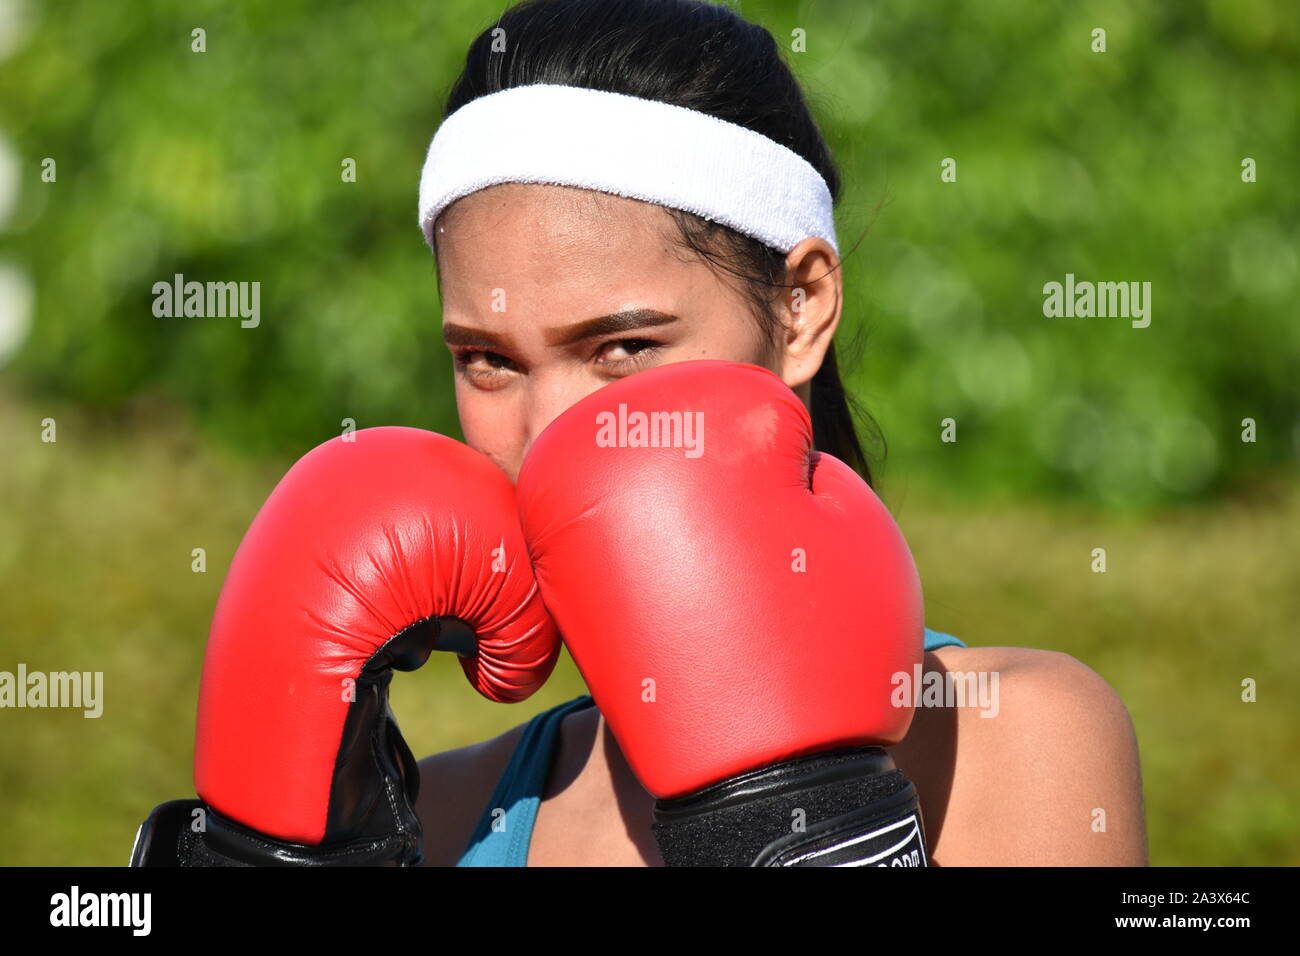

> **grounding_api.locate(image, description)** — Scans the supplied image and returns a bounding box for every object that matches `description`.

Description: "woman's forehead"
[437,183,670,248]
[434,190,696,309]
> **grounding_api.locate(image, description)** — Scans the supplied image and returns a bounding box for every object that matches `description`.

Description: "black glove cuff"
[130,798,423,867]
[651,746,927,867]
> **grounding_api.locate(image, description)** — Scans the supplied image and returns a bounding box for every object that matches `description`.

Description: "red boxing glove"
[518,361,926,866]
[132,427,558,866]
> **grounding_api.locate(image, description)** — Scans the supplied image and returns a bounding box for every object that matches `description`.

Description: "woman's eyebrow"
[442,324,518,350]
[545,309,679,347]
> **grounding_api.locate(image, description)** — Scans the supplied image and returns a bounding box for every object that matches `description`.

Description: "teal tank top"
[456,627,967,866]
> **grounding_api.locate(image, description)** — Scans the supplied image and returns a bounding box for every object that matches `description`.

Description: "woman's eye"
[597,339,659,364]
[454,349,514,381]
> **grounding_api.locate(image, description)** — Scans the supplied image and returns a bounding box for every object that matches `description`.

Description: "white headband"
[417,83,838,255]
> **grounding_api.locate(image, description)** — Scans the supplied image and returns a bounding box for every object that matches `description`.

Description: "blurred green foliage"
[1,0,1297,507]
[798,0,1300,509]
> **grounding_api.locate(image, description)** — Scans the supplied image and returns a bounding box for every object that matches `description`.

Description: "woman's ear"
[776,237,842,391]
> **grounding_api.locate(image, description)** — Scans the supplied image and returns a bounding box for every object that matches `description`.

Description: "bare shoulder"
[933,644,1136,729]
[901,645,1147,866]
[413,721,528,866]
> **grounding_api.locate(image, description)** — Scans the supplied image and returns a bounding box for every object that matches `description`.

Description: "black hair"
[439,0,882,484]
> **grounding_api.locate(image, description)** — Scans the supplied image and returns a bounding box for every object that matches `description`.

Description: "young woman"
[413,0,1147,866]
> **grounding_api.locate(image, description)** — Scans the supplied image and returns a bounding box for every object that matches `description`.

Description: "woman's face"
[434,183,839,481]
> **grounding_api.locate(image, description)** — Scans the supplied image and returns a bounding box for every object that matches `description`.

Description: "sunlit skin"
[416,182,1148,867]
[433,182,842,482]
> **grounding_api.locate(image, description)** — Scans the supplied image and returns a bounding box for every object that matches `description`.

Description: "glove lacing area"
[301,614,479,866]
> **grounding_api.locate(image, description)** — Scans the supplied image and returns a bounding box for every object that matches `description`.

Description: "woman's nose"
[521,376,606,463]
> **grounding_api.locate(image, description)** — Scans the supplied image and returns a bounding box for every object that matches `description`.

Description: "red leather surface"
[194,427,558,843]
[518,361,923,798]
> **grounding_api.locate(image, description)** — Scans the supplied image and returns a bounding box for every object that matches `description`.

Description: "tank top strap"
[923,627,967,651]
[457,695,596,866]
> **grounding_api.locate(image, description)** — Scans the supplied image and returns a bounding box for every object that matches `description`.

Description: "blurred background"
[1,0,1296,865]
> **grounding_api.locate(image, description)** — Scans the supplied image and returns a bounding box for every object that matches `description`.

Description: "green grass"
[1,388,1295,865]
[892,475,1300,866]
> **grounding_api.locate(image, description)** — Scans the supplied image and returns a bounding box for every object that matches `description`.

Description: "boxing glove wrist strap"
[130,799,424,867]
[651,747,928,867]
